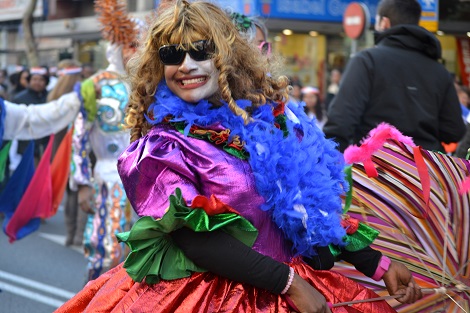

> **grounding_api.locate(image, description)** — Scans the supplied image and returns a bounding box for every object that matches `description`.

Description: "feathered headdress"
[94,0,138,47]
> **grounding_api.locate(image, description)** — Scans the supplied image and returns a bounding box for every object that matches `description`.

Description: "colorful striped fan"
[336,124,470,312]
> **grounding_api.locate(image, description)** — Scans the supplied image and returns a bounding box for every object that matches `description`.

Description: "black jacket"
[456,124,470,158]
[12,88,48,105]
[324,25,466,152]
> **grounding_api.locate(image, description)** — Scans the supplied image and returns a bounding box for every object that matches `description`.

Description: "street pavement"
[0,204,88,313]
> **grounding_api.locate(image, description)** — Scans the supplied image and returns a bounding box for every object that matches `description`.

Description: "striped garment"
[338,139,470,312]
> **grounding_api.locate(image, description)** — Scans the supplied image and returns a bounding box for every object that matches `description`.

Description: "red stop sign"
[343,2,370,39]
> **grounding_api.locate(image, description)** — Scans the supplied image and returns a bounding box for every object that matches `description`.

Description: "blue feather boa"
[147,83,347,257]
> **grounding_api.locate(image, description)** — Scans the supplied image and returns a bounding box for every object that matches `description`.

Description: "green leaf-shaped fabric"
[116,188,258,284]
[329,223,380,257]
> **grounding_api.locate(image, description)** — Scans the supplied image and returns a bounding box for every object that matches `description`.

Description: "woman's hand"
[382,260,422,304]
[286,273,332,313]
[78,185,94,214]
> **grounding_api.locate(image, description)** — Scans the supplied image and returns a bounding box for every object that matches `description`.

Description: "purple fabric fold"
[118,123,293,262]
[118,124,292,262]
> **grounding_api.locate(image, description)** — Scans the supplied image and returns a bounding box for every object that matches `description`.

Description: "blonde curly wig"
[125,0,288,142]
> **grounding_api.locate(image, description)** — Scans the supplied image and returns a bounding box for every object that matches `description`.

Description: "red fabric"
[51,127,73,215]
[55,258,396,313]
[363,159,378,178]
[412,146,430,219]
[5,135,54,242]
[341,216,360,235]
[457,38,470,88]
[190,194,240,216]
[272,102,285,117]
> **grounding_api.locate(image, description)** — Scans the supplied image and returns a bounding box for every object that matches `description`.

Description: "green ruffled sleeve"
[116,188,258,284]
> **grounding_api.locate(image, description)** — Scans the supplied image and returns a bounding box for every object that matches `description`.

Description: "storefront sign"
[418,0,438,33]
[457,38,470,88]
[0,0,43,22]
[258,0,378,23]
[215,0,257,15]
[343,2,369,39]
[153,0,379,23]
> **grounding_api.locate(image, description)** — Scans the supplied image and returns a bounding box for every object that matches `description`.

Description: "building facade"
[0,0,469,88]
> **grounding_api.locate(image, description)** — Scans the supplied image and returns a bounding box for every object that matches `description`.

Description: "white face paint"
[164,53,219,103]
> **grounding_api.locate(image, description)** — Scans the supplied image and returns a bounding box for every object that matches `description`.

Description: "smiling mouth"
[180,77,207,86]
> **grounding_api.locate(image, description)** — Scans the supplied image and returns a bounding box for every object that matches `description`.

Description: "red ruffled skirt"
[56,258,396,313]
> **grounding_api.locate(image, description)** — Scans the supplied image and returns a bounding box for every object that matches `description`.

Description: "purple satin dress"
[118,123,293,263]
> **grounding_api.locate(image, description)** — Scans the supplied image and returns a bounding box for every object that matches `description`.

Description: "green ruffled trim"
[116,188,258,284]
[343,165,353,214]
[329,223,380,257]
[275,114,289,137]
[330,165,379,257]
[170,121,249,160]
[80,79,97,122]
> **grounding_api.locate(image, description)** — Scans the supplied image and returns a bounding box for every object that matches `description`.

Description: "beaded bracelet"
[280,267,295,294]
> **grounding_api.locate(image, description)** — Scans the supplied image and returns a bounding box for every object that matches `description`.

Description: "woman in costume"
[56,1,421,312]
[72,46,133,281]
[71,0,137,282]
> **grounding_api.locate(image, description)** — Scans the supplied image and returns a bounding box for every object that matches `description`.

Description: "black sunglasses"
[158,40,215,65]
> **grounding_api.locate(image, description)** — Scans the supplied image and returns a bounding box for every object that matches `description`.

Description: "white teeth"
[181,77,206,85]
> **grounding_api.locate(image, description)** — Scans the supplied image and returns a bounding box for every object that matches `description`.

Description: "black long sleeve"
[171,227,290,294]
[302,246,336,270]
[172,227,383,294]
[339,246,382,277]
[303,245,382,278]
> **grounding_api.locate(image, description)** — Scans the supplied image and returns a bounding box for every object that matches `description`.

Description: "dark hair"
[303,92,324,122]
[289,76,303,88]
[9,69,30,93]
[377,0,421,26]
[291,81,303,89]
[27,66,50,86]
